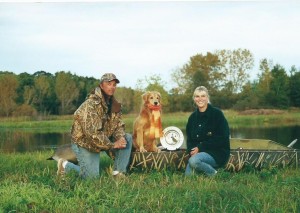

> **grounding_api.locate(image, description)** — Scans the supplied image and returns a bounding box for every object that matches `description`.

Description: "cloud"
[0,1,299,89]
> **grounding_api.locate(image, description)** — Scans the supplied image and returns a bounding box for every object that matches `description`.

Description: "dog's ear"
[142,92,150,102]
[153,91,161,101]
[156,92,161,99]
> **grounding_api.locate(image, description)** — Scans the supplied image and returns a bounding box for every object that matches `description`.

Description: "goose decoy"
[47,143,78,164]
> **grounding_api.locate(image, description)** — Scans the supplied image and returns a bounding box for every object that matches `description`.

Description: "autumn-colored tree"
[256,58,274,107]
[258,59,273,90]
[23,85,35,105]
[12,104,37,117]
[0,73,19,116]
[55,71,79,114]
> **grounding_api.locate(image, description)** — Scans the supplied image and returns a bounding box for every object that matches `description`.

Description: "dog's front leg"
[151,138,161,153]
[136,125,147,152]
[139,146,147,152]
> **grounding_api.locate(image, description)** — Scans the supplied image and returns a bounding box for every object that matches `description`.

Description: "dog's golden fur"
[133,91,163,152]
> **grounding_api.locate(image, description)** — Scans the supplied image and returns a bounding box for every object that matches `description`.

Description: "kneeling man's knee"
[125,133,133,146]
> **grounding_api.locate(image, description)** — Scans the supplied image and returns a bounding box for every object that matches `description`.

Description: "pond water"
[1,125,300,153]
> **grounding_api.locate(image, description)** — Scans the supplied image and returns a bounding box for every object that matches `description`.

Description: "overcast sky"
[0,1,299,89]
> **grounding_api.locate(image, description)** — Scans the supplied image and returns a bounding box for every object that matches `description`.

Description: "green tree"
[134,75,170,112]
[33,71,57,115]
[216,49,254,93]
[267,65,290,108]
[115,87,135,113]
[16,72,35,105]
[172,52,222,95]
[33,75,51,114]
[171,52,223,111]
[168,88,193,112]
[55,71,79,114]
[213,86,239,109]
[0,72,19,116]
[73,76,99,108]
[232,81,260,110]
[289,66,300,107]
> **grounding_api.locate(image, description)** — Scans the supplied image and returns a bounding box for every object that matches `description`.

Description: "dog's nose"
[154,102,158,105]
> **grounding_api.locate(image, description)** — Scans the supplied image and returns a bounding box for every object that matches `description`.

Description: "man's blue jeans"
[65,133,132,179]
[185,152,218,176]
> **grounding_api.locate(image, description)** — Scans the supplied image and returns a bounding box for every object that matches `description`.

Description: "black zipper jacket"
[186,104,230,167]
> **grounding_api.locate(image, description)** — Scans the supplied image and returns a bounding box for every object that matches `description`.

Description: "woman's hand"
[113,137,127,149]
[190,147,199,156]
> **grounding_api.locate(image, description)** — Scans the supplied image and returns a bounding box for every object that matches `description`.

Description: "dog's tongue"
[148,104,161,111]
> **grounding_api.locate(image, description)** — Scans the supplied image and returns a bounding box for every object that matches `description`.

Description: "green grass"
[1,110,300,133]
[0,151,300,212]
[224,110,300,128]
[1,111,300,211]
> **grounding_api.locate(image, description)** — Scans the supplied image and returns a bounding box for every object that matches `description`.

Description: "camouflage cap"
[100,73,120,84]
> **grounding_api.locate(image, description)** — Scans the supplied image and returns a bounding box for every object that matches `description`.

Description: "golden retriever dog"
[133,91,163,152]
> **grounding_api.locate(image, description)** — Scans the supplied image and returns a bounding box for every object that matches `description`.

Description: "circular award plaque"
[160,126,184,150]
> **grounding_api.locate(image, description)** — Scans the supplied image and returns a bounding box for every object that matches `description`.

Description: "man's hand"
[113,137,127,149]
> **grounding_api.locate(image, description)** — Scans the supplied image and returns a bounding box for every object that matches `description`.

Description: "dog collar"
[148,104,161,111]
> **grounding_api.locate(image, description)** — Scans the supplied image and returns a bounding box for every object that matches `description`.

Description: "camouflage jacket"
[71,87,125,153]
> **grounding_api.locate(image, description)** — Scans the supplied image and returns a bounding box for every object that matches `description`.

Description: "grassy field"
[1,110,300,212]
[0,151,300,212]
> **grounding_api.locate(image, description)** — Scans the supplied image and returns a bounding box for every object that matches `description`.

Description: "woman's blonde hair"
[193,86,210,103]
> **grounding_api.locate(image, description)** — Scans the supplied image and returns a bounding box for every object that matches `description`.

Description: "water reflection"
[0,129,70,153]
[1,125,300,153]
[230,125,300,149]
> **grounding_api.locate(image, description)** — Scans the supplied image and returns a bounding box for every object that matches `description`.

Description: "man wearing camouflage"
[57,73,132,179]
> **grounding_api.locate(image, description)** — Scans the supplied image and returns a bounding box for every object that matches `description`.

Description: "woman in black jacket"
[185,86,230,176]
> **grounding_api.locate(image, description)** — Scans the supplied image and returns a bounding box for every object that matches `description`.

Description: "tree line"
[1,48,300,117]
